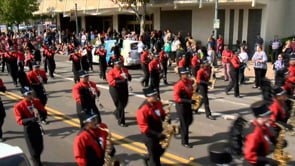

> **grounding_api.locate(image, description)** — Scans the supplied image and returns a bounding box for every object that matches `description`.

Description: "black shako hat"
[80,112,98,124]
[251,101,272,118]
[273,86,286,96]
[21,86,32,96]
[179,67,190,74]
[143,87,158,97]
[78,70,89,78]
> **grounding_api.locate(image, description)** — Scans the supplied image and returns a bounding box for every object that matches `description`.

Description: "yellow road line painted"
[3,91,202,166]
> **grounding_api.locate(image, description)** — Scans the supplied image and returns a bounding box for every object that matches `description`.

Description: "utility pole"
[214,0,218,40]
[75,3,79,38]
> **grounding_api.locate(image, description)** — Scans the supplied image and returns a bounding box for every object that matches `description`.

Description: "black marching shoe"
[118,121,128,127]
[207,115,216,120]
[182,143,193,148]
[41,119,49,125]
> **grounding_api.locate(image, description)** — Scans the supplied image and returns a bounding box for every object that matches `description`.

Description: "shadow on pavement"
[43,161,77,166]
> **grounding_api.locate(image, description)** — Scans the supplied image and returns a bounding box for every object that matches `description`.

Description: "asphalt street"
[0,55,294,166]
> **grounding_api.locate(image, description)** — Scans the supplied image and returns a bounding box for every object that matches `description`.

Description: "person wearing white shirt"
[137,36,145,54]
[80,32,87,47]
[238,46,249,84]
[171,36,180,62]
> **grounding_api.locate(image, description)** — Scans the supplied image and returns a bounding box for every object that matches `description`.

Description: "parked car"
[121,40,141,67]
[92,40,117,64]
[0,143,31,166]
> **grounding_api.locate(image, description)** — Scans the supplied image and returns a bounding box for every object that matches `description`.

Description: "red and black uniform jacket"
[85,45,93,54]
[14,98,47,126]
[148,58,162,78]
[141,50,150,65]
[244,120,276,165]
[72,81,100,110]
[68,44,75,54]
[191,55,201,69]
[196,67,211,86]
[25,52,34,66]
[108,55,124,66]
[16,50,25,61]
[27,70,48,85]
[269,99,287,127]
[230,55,240,70]
[107,67,131,87]
[4,51,17,63]
[69,53,82,72]
[43,48,55,59]
[159,50,168,64]
[288,65,295,84]
[178,57,186,68]
[95,48,107,63]
[136,100,166,139]
[174,78,193,103]
[74,123,109,166]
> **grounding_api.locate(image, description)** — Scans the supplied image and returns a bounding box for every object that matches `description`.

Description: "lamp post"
[214,0,218,40]
[75,3,79,38]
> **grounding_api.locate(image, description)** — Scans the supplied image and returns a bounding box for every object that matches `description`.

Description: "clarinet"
[120,66,132,92]
[30,100,45,135]
[88,81,104,109]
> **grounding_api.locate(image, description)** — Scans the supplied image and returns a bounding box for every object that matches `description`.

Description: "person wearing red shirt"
[174,67,195,148]
[72,70,102,128]
[243,101,279,166]
[159,49,169,85]
[85,43,93,71]
[14,86,48,166]
[74,113,116,166]
[136,87,167,166]
[216,34,224,57]
[5,47,18,86]
[95,45,107,80]
[149,53,162,99]
[24,48,35,71]
[27,65,48,106]
[0,78,6,142]
[191,52,201,78]
[108,45,124,67]
[177,54,186,72]
[43,46,56,78]
[69,49,82,83]
[140,48,150,87]
[107,60,131,127]
[196,61,215,120]
[221,45,233,81]
[16,46,25,70]
[225,53,241,97]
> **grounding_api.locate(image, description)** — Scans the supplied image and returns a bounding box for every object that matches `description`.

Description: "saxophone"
[191,78,203,111]
[99,127,121,166]
[287,98,295,135]
[272,122,292,166]
[159,101,179,149]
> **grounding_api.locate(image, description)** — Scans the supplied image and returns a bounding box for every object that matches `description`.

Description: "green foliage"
[0,0,39,24]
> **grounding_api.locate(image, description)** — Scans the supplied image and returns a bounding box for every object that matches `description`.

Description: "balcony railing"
[150,0,253,4]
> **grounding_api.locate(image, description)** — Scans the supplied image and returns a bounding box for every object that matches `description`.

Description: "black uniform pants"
[143,135,165,166]
[254,68,267,87]
[1,59,6,72]
[198,84,212,117]
[99,60,107,79]
[225,68,239,97]
[24,123,43,166]
[162,61,168,83]
[150,74,160,99]
[176,103,193,145]
[109,85,128,125]
[0,100,6,139]
[7,61,18,85]
[46,58,56,77]
[32,85,48,106]
[43,57,47,73]
[141,64,150,87]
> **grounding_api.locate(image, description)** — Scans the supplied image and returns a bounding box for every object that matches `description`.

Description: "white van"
[0,143,31,166]
[121,40,141,67]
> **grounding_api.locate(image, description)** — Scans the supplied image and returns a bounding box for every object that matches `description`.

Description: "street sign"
[213,19,220,29]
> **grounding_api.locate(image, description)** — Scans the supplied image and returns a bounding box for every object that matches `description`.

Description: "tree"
[112,0,150,36]
[0,0,39,30]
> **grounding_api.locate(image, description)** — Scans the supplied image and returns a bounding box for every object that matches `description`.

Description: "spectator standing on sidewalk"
[221,45,233,81]
[269,35,282,64]
[238,46,249,84]
[251,45,268,89]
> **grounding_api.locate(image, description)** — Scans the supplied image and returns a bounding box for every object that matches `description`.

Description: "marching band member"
[27,65,48,107]
[107,59,131,127]
[69,48,82,83]
[72,70,102,128]
[221,45,233,81]
[95,45,107,80]
[140,47,150,87]
[24,48,35,71]
[174,67,194,148]
[14,86,48,166]
[43,45,56,78]
[225,52,241,97]
[148,53,162,99]
[0,78,6,142]
[4,47,18,86]
[136,87,167,166]
[159,49,169,85]
[196,60,215,120]
[191,52,201,78]
[108,45,124,67]
[85,43,93,71]
[243,101,279,166]
[74,113,115,166]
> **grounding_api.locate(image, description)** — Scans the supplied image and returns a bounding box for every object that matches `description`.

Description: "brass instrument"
[191,78,203,111]
[273,122,292,166]
[30,100,46,135]
[208,65,217,90]
[159,100,179,149]
[287,98,295,135]
[99,126,121,166]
